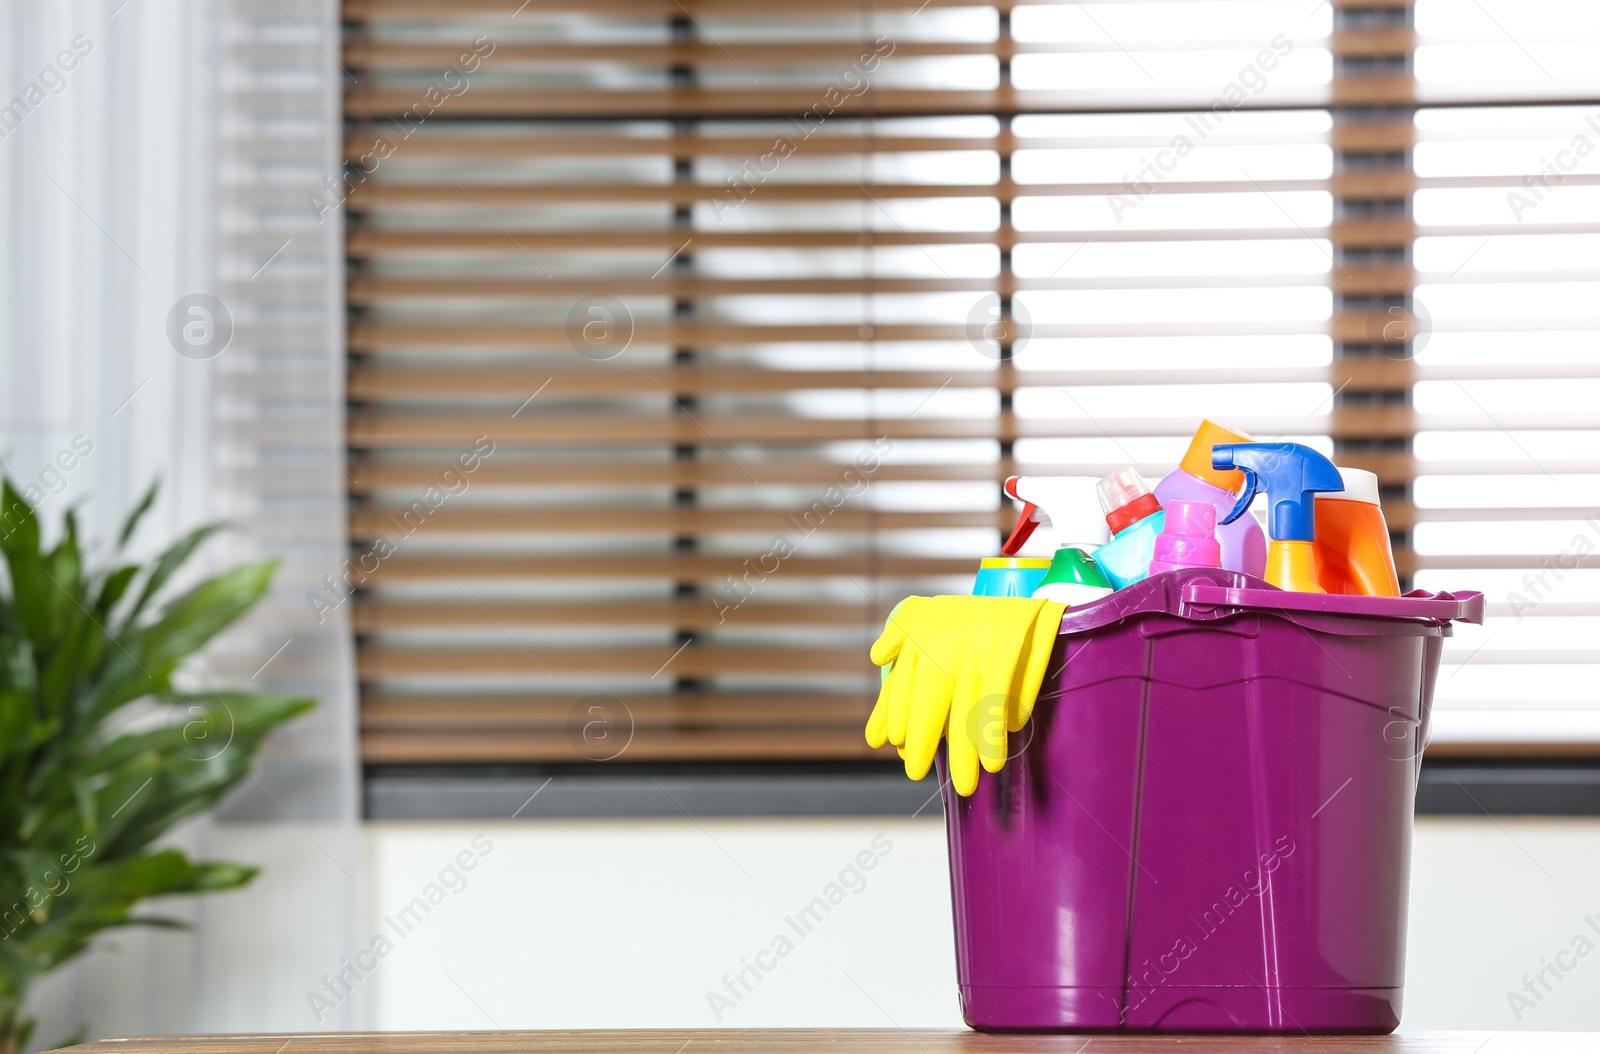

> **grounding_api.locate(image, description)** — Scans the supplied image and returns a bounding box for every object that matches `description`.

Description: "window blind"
[340,0,1600,766]
[222,0,360,813]
[1404,0,1600,752]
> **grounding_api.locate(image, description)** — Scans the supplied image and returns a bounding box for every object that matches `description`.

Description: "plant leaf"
[0,480,40,559]
[122,523,224,628]
[117,481,160,549]
[0,483,312,1009]
[119,915,191,930]
[0,688,39,760]
[94,564,141,620]
[1,481,51,651]
[136,560,277,675]
[186,861,258,891]
[86,694,313,774]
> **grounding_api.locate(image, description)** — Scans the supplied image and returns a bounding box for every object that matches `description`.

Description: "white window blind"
[1407,0,1600,749]
[339,0,1599,764]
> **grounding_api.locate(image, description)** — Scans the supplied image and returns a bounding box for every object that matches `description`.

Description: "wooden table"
[58,1032,1600,1054]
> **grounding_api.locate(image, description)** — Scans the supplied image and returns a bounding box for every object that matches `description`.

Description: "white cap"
[1005,476,1111,548]
[1317,466,1381,505]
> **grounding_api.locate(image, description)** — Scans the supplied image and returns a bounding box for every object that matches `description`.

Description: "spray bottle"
[1154,419,1267,577]
[1211,442,1345,593]
[999,476,1113,605]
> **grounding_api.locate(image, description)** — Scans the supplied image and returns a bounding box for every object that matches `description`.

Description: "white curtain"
[0,0,358,1039]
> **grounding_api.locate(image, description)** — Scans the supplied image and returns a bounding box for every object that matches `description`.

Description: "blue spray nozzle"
[1212,442,1345,541]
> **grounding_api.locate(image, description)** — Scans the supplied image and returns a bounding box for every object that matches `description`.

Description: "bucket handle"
[1181,582,1484,625]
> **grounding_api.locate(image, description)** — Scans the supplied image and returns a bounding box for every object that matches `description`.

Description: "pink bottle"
[1149,500,1221,575]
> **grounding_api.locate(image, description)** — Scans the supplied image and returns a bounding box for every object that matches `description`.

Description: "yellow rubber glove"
[865,595,1065,796]
[866,597,952,768]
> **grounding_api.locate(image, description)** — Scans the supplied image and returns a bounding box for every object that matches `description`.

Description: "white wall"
[355,819,960,1031]
[353,816,1600,1034]
[1404,818,1600,1029]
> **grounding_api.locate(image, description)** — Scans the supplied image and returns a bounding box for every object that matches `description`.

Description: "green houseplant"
[0,481,314,1053]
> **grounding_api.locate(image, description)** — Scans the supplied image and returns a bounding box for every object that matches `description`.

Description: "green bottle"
[1035,546,1113,606]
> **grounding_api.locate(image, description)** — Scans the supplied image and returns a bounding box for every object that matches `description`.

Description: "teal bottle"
[971,557,1051,597]
[1094,467,1165,590]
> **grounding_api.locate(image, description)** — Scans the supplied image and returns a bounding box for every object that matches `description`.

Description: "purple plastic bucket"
[938,567,1483,1034]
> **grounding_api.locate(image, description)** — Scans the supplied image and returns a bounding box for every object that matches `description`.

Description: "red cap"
[1106,492,1160,535]
[1097,467,1163,535]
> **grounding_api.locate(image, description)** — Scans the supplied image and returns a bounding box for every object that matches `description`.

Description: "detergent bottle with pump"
[999,476,1113,606]
[1093,467,1166,590]
[1154,419,1267,578]
[1315,466,1401,597]
[1211,442,1345,593]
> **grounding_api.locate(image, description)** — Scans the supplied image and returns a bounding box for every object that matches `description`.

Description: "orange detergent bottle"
[1315,467,1401,597]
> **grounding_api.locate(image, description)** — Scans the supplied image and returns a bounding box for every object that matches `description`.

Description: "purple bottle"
[1154,419,1267,578]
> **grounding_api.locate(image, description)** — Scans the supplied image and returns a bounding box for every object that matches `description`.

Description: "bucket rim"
[1056,568,1483,637]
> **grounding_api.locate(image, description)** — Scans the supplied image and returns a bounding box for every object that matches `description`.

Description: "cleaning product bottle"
[1148,499,1221,575]
[1315,466,1401,597]
[1033,545,1113,606]
[1154,419,1267,578]
[1093,467,1166,590]
[971,557,1052,598]
[999,476,1113,606]
[1211,442,1346,593]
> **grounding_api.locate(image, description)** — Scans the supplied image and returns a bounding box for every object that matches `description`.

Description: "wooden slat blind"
[1401,0,1600,751]
[342,0,1600,764]
[1329,2,1418,587]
